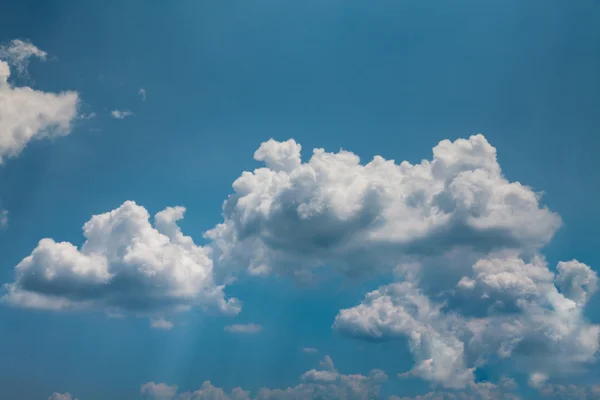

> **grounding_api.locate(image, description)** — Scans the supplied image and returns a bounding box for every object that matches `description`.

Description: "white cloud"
[151,318,174,330]
[207,135,560,280]
[3,201,241,321]
[0,39,47,76]
[111,110,134,119]
[555,260,598,307]
[334,282,475,388]
[139,356,387,400]
[302,347,318,354]
[48,393,77,400]
[389,379,520,400]
[0,209,7,229]
[0,40,78,164]
[0,58,79,163]
[539,383,600,399]
[224,323,263,334]
[528,372,548,388]
[139,88,146,101]
[141,382,179,400]
[78,112,96,120]
[335,254,599,388]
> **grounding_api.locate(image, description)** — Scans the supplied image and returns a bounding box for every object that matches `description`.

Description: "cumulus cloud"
[0,39,47,76]
[224,323,263,334]
[335,254,599,388]
[111,109,134,119]
[302,347,318,354]
[3,201,241,321]
[140,356,387,400]
[334,282,474,388]
[207,135,560,280]
[139,88,146,101]
[0,57,79,163]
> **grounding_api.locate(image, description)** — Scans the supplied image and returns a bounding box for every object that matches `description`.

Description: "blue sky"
[0,1,599,399]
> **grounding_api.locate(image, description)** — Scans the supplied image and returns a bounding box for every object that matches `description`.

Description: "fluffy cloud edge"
[0,39,80,163]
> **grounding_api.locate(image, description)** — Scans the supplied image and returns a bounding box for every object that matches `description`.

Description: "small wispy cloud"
[111,110,134,119]
[78,112,96,120]
[224,323,262,334]
[302,347,318,354]
[138,88,146,101]
[0,39,47,76]
[150,318,174,330]
[0,209,8,229]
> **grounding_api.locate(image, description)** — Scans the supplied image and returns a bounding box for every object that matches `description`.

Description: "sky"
[0,0,599,399]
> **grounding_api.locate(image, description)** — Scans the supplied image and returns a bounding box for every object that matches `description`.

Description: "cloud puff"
[111,110,134,119]
[539,383,600,399]
[141,382,179,400]
[389,378,520,400]
[302,347,318,354]
[207,135,560,280]
[335,255,599,388]
[140,356,387,400]
[224,323,263,334]
[0,58,79,163]
[139,88,147,101]
[48,393,77,400]
[3,201,241,321]
[0,209,7,229]
[151,318,174,330]
[0,39,47,76]
[334,282,474,388]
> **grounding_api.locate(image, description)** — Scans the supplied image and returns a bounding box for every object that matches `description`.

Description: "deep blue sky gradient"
[0,1,599,399]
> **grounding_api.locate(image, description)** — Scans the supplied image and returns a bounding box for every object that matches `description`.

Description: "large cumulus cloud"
[3,201,240,324]
[207,135,560,280]
[0,40,79,164]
